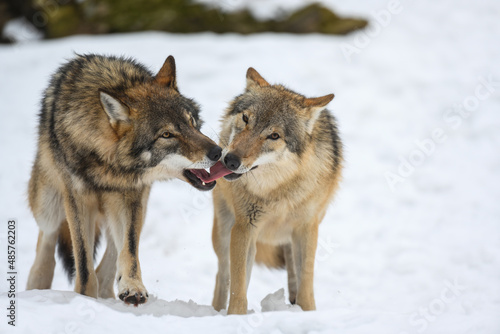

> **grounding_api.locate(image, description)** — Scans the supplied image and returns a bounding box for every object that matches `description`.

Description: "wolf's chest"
[256,209,298,244]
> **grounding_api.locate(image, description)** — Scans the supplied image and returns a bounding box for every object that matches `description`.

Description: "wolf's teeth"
[202,181,206,186]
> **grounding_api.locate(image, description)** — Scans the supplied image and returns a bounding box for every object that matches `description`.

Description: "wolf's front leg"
[212,214,231,311]
[107,189,150,305]
[228,222,256,315]
[292,222,319,311]
[63,191,99,298]
[283,243,298,305]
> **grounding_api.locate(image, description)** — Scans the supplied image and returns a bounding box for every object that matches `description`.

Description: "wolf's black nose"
[224,153,241,171]
[207,146,222,162]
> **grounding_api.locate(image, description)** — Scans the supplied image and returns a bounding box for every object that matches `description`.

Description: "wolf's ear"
[246,67,270,91]
[304,94,334,109]
[99,90,130,127]
[302,94,334,134]
[155,55,177,89]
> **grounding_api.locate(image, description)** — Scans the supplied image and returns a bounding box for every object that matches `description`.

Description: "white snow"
[1,0,500,333]
[260,289,301,313]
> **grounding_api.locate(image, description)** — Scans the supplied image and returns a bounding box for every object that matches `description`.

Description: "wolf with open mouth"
[209,67,344,314]
[26,54,223,305]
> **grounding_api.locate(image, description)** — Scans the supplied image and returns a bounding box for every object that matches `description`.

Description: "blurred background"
[1,0,368,42]
[0,1,499,333]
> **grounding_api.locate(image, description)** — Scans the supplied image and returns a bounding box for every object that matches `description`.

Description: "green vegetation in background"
[1,0,368,41]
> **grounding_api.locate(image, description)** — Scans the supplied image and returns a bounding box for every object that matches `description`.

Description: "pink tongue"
[190,161,233,183]
[208,161,234,182]
[189,168,211,182]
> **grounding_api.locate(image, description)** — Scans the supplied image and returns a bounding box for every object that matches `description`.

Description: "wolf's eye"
[161,132,173,139]
[242,114,249,124]
[268,133,280,140]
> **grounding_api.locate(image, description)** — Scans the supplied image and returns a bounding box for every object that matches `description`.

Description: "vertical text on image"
[6,219,17,327]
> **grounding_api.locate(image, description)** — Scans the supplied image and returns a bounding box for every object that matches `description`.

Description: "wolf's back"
[38,54,153,141]
[34,54,157,193]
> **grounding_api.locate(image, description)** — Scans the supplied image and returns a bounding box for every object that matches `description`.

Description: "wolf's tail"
[57,220,101,281]
[255,242,286,269]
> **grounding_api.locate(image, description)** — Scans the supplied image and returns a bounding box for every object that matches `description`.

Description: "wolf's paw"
[119,290,148,306]
[118,278,148,306]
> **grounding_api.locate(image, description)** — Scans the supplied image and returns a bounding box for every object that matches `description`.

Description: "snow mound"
[261,289,301,312]
[5,289,219,317]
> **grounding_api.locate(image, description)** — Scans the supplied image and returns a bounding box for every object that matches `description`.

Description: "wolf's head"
[98,56,221,191]
[214,68,334,183]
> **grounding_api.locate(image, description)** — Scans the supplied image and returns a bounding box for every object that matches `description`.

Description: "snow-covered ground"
[1,0,500,333]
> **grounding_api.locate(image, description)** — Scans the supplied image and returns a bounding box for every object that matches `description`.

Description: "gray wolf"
[26,54,222,305]
[210,67,343,314]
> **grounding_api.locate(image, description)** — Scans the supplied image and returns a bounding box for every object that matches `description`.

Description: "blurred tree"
[1,0,368,41]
